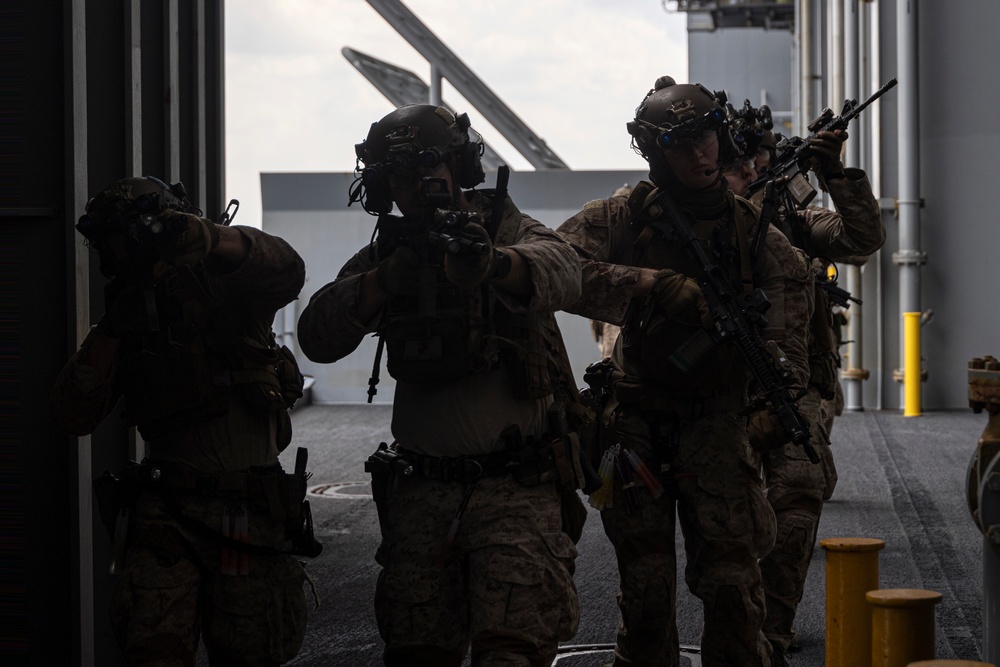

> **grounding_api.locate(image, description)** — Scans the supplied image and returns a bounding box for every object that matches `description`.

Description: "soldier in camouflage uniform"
[726,106,884,665]
[297,105,583,667]
[52,177,313,666]
[557,77,812,667]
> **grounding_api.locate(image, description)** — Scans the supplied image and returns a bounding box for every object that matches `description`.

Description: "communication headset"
[349,107,485,216]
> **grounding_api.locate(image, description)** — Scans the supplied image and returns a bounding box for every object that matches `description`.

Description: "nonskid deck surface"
[267,405,986,667]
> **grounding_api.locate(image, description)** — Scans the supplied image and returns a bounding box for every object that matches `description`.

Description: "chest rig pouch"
[116,268,303,444]
[382,269,496,383]
[377,190,556,401]
[619,183,754,398]
[377,198,502,385]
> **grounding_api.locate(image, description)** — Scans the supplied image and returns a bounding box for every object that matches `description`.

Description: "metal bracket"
[891,249,928,266]
[892,367,929,383]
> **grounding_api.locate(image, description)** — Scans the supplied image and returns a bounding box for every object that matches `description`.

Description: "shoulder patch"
[583,199,605,211]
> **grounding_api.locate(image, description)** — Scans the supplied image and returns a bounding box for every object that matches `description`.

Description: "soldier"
[297,104,584,667]
[727,103,885,665]
[52,176,315,666]
[557,76,812,667]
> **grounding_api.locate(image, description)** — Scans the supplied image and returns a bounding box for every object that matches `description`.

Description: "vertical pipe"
[795,0,812,137]
[126,0,146,466]
[870,0,884,410]
[830,0,844,105]
[196,0,208,209]
[903,312,921,416]
[843,0,866,411]
[69,3,94,664]
[820,537,885,667]
[166,0,181,181]
[896,0,922,409]
[127,0,142,175]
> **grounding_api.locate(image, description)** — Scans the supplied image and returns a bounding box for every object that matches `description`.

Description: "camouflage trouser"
[110,491,308,667]
[374,473,579,667]
[760,387,838,652]
[600,407,775,667]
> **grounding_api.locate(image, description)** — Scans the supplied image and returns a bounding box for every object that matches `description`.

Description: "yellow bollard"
[907,661,996,667]
[904,311,922,416]
[868,588,943,667]
[821,537,886,667]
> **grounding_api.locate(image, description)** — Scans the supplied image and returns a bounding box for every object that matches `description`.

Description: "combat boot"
[770,642,790,667]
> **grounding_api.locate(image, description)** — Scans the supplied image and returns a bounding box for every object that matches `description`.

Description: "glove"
[650,269,711,329]
[806,130,847,176]
[443,222,496,289]
[96,281,147,338]
[747,410,790,452]
[156,211,220,266]
[376,246,421,296]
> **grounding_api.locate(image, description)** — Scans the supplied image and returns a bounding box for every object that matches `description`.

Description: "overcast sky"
[223,0,688,228]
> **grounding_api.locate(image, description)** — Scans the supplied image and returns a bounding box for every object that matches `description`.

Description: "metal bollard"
[821,537,885,667]
[907,661,996,667]
[867,588,942,667]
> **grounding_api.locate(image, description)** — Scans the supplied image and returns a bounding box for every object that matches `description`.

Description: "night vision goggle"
[629,106,727,150]
[384,144,450,174]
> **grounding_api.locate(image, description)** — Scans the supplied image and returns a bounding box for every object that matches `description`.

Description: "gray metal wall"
[10,2,226,664]
[262,170,646,404]
[687,3,1000,410]
[689,26,794,131]
[873,0,1000,410]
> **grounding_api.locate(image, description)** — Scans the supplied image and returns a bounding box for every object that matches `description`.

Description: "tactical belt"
[614,380,741,420]
[131,459,280,496]
[396,447,514,483]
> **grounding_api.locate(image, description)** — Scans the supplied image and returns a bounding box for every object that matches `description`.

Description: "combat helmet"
[728,100,774,164]
[350,104,485,215]
[76,176,199,277]
[627,76,737,186]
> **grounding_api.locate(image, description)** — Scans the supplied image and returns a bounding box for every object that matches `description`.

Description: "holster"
[255,465,322,558]
[364,442,411,538]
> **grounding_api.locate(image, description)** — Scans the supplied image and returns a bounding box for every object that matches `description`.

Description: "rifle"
[749,78,898,207]
[816,262,862,309]
[644,190,819,463]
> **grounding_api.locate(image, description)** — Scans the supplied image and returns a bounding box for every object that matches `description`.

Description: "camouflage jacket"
[51,227,305,471]
[297,190,582,457]
[557,182,812,391]
[767,167,884,265]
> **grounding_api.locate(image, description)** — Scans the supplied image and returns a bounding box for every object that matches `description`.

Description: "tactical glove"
[650,269,711,329]
[806,130,847,176]
[747,409,790,452]
[376,246,421,296]
[157,211,220,266]
[443,222,496,289]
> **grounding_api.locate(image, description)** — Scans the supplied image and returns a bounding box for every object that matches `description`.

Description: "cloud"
[224,0,688,227]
